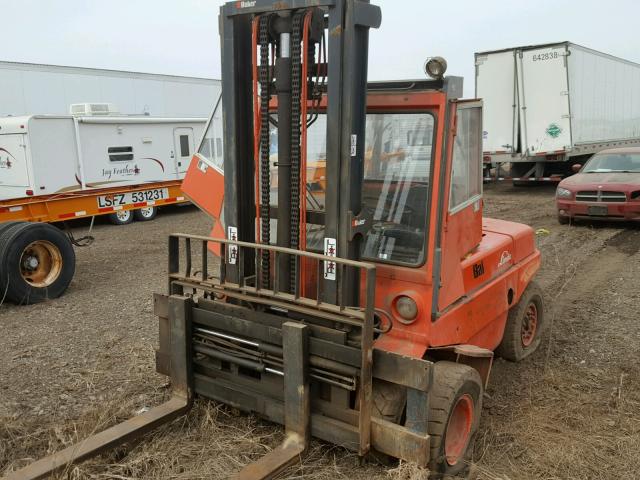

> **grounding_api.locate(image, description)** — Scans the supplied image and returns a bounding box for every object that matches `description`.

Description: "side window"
[108,146,133,162]
[449,106,482,211]
[179,135,190,157]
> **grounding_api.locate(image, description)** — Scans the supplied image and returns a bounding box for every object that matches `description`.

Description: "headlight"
[556,187,572,199]
[395,296,418,324]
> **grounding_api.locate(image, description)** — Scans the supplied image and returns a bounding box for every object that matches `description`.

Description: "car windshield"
[583,153,640,173]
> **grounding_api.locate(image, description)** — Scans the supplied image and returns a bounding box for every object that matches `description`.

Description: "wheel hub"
[521,303,538,347]
[19,240,63,288]
[139,207,154,218]
[444,393,474,466]
[23,256,40,270]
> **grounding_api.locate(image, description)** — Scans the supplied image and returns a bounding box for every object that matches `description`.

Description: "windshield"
[583,153,640,173]
[298,112,435,266]
[361,113,434,265]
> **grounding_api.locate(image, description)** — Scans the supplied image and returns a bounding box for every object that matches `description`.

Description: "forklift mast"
[220,0,381,305]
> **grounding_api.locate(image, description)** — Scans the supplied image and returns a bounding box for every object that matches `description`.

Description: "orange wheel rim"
[444,394,474,466]
[521,302,538,347]
[20,240,63,288]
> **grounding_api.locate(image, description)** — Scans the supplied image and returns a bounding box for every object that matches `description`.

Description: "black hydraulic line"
[194,344,268,373]
[259,15,272,289]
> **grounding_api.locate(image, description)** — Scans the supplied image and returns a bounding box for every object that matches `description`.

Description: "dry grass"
[474,368,640,480]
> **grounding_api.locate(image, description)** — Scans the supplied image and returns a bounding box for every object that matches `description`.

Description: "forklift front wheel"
[496,281,545,362]
[428,361,483,477]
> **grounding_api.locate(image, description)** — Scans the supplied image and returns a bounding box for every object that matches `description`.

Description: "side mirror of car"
[571,164,582,174]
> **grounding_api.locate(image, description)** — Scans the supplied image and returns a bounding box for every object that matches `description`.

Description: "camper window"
[179,135,190,157]
[108,146,134,162]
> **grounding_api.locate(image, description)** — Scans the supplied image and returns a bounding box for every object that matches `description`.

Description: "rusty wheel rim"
[20,240,63,288]
[521,302,538,347]
[445,394,474,466]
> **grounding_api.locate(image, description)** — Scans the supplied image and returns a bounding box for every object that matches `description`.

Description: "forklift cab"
[191,79,487,357]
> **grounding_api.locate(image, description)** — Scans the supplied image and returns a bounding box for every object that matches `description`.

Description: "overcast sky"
[3,0,639,97]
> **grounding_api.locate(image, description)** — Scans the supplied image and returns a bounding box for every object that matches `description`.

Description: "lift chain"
[289,10,306,289]
[259,14,272,289]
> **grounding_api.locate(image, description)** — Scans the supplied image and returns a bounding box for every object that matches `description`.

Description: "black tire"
[496,281,545,362]
[133,206,157,222]
[0,221,21,239]
[557,214,570,225]
[108,209,133,225]
[372,379,406,423]
[0,222,75,304]
[428,361,483,478]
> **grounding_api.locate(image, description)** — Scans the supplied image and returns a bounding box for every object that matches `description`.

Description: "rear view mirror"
[571,164,582,174]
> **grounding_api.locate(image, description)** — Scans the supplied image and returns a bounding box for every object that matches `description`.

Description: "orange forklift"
[5,1,544,479]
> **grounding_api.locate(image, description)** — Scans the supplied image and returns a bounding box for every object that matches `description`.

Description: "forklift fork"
[3,296,195,480]
[233,322,310,480]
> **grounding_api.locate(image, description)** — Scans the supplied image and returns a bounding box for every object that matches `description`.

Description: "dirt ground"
[1,184,639,480]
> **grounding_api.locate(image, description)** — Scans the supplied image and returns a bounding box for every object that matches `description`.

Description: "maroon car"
[556,147,640,224]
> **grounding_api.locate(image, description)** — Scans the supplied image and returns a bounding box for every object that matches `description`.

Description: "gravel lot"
[1,186,639,479]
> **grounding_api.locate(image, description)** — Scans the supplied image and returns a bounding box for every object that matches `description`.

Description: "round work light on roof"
[424,56,448,80]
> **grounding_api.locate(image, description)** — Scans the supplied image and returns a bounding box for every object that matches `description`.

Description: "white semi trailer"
[476,42,640,182]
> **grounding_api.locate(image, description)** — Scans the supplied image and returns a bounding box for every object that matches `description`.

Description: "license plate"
[587,205,608,216]
[97,188,169,209]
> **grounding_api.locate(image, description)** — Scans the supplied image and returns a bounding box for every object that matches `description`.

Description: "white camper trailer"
[0,109,211,305]
[0,110,207,202]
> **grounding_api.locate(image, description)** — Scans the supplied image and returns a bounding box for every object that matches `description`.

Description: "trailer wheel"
[496,281,545,362]
[133,206,157,222]
[0,222,75,304]
[428,361,482,477]
[0,221,21,237]
[108,209,133,225]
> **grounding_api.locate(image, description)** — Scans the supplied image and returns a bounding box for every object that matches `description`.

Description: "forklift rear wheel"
[428,361,482,477]
[108,210,134,225]
[496,281,545,361]
[557,214,570,225]
[0,222,75,304]
[134,206,158,222]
